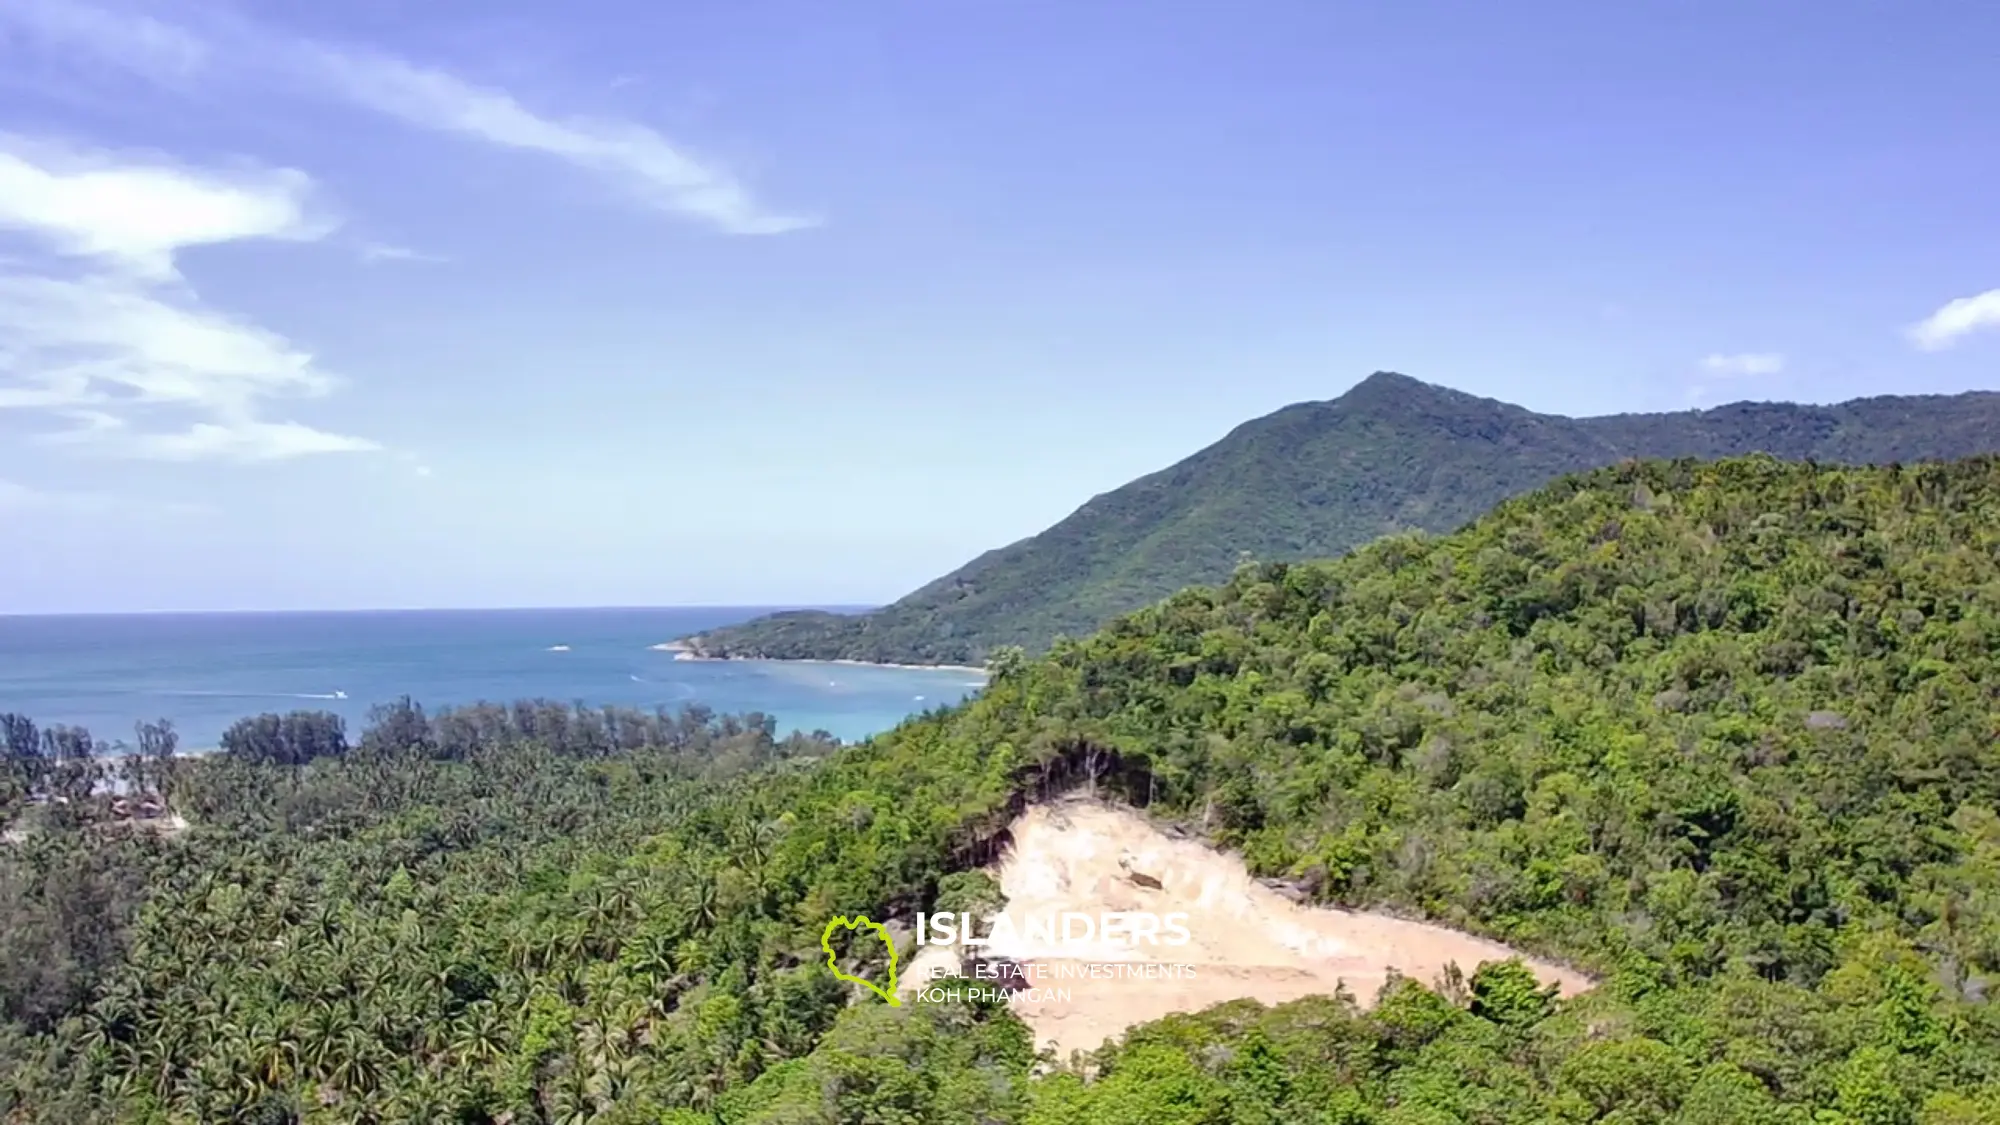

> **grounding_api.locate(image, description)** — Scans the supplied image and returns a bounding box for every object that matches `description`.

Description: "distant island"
[677,371,2000,665]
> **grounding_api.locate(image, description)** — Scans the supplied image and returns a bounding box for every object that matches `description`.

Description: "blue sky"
[1,0,1996,613]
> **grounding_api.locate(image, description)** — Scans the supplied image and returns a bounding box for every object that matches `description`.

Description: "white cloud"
[0,275,334,409]
[41,414,380,462]
[1909,289,2000,352]
[0,136,327,279]
[303,48,815,235]
[0,1,813,236]
[0,0,206,83]
[1699,352,1785,378]
[359,241,445,264]
[0,137,377,461]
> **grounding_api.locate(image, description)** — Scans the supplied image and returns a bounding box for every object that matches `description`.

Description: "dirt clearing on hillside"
[901,796,1593,1059]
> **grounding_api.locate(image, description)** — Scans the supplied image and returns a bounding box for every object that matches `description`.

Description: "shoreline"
[37,649,982,764]
[651,642,989,677]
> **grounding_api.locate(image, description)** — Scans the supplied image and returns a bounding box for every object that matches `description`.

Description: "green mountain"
[679,372,2000,665]
[14,455,2000,1121]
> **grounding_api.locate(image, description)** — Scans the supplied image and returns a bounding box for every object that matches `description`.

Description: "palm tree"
[450,1002,509,1067]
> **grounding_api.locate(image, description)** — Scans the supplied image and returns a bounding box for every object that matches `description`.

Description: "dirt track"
[902,796,1592,1059]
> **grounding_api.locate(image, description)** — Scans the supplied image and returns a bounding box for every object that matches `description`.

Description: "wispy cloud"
[1698,352,1785,378]
[40,410,381,462]
[0,1,815,236]
[358,241,446,265]
[394,450,435,478]
[1686,352,1786,407]
[303,48,816,235]
[0,136,378,462]
[0,0,206,84]
[1909,289,2000,352]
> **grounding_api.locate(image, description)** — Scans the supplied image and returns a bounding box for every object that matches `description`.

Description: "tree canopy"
[6,454,2000,1123]
[683,375,2000,665]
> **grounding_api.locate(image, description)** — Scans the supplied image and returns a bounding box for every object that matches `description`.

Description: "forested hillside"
[682,374,2000,664]
[7,455,2000,1123]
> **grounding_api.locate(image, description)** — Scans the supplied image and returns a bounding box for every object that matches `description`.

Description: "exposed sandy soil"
[148,812,190,839]
[901,796,1593,1059]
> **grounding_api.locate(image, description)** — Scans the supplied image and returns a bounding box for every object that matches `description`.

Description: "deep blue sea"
[0,607,988,752]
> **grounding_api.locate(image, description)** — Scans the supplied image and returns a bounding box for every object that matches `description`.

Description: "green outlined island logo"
[821,915,902,1006]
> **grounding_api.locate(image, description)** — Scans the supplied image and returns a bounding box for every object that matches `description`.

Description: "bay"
[0,607,987,751]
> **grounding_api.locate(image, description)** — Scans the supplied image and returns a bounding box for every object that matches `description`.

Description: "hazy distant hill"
[680,372,2000,664]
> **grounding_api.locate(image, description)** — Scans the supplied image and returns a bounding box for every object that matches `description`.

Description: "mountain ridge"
[681,373,2000,664]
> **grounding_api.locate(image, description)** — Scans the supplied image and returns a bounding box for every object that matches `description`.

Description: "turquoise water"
[0,607,987,751]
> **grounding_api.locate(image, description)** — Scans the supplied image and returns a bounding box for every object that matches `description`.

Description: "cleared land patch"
[904,796,1593,1058]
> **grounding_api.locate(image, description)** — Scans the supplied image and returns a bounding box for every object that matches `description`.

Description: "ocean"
[0,607,988,752]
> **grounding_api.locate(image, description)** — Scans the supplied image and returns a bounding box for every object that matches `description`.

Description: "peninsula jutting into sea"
[654,638,990,676]
[0,608,990,754]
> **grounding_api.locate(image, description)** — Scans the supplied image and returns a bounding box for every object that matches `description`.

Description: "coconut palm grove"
[6,455,2000,1123]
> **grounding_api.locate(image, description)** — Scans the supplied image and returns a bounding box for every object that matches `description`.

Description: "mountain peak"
[1356,369,1422,387]
[678,384,2000,664]
[1330,371,1503,420]
[1343,371,1427,397]
[1335,371,1474,407]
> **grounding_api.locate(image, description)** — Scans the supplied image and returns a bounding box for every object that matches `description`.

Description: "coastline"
[650,642,988,677]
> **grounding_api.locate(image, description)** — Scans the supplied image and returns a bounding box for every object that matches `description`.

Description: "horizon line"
[0,603,882,619]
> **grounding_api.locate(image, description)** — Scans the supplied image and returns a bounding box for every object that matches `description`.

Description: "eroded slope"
[906,797,1591,1057]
